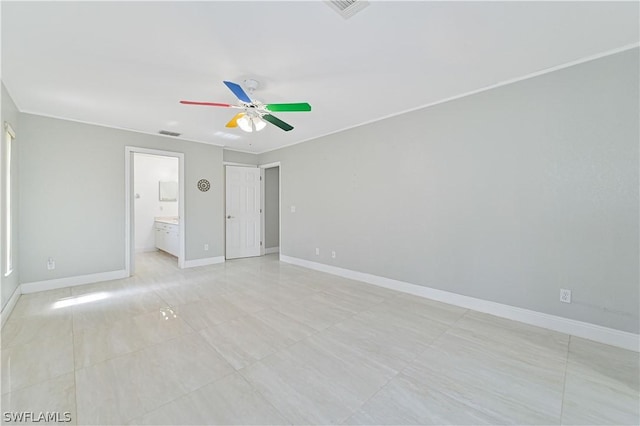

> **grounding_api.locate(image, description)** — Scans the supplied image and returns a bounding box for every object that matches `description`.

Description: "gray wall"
[265,167,279,249]
[223,149,258,165]
[260,49,639,333]
[19,114,224,283]
[1,83,20,309]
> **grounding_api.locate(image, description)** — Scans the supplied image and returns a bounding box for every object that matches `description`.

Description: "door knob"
[227,215,233,219]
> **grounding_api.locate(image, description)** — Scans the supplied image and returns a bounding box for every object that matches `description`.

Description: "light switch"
[290,205,296,213]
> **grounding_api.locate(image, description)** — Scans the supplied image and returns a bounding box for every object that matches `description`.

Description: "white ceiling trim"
[7,41,638,156]
[257,42,640,155]
[16,109,226,148]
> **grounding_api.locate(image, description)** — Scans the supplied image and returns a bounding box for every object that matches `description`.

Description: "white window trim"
[4,122,15,277]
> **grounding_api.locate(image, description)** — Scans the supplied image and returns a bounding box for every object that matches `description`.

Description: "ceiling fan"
[180,79,311,132]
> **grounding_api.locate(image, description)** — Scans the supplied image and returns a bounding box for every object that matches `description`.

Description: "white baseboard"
[183,256,225,268]
[280,255,640,352]
[21,270,129,294]
[265,247,280,255]
[1,285,22,328]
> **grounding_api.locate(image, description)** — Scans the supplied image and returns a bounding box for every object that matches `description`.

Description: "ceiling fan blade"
[265,103,312,112]
[262,114,294,132]
[226,113,244,128]
[223,81,252,103]
[180,100,232,107]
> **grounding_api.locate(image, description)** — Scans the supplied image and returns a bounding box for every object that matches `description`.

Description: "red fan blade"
[180,100,232,107]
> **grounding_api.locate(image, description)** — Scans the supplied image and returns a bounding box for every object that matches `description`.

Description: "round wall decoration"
[197,179,211,192]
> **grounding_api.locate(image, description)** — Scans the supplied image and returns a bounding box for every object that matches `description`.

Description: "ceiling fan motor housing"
[243,79,260,94]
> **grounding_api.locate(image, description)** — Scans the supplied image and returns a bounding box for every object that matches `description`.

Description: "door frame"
[259,162,281,257]
[125,146,185,275]
[224,164,262,259]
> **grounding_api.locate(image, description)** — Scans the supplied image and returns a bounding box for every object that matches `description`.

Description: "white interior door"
[226,166,261,259]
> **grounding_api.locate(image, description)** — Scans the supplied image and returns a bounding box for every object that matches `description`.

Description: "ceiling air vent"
[324,0,369,19]
[158,130,181,137]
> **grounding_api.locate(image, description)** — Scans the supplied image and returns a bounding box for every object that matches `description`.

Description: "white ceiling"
[2,1,638,153]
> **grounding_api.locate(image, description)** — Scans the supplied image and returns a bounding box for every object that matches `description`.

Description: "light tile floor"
[1,251,638,425]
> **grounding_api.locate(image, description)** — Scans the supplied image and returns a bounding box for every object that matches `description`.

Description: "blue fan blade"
[223,81,252,103]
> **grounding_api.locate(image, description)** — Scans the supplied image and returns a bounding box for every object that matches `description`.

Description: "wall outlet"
[331,251,336,259]
[204,244,209,251]
[560,289,572,304]
[47,257,55,270]
[290,205,296,213]
[315,248,320,255]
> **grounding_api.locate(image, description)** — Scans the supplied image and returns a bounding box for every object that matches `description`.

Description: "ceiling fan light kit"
[237,114,267,133]
[180,79,311,133]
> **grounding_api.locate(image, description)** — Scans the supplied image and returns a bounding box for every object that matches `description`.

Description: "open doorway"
[260,162,280,256]
[134,153,179,258]
[125,147,185,275]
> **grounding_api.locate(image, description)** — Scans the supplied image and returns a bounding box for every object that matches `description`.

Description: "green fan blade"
[265,103,311,112]
[263,114,294,131]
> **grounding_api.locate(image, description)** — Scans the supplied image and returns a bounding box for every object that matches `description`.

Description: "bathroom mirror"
[159,181,178,202]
